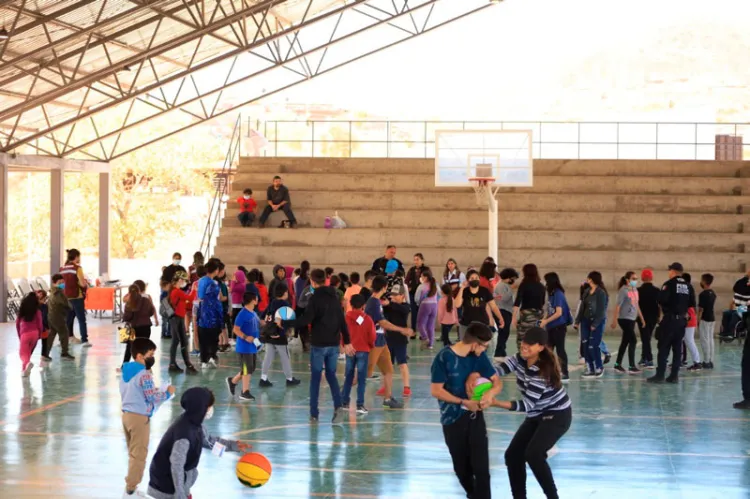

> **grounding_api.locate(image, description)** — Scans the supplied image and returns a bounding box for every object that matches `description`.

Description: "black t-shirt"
[359,287,373,302]
[638,283,660,321]
[461,287,493,326]
[513,281,546,310]
[733,276,750,307]
[698,289,717,322]
[384,302,410,345]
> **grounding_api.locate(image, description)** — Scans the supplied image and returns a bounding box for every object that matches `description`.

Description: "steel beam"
[98,172,110,277]
[50,168,63,276]
[0,154,7,321]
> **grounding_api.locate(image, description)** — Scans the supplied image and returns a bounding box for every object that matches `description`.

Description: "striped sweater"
[496,353,571,418]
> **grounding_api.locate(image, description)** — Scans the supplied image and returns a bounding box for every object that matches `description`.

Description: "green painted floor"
[1,318,749,498]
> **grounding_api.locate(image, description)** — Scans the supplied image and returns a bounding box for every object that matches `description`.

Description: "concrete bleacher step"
[239,158,750,178]
[227,190,750,214]
[215,246,746,272]
[222,208,746,233]
[216,228,747,253]
[233,172,748,196]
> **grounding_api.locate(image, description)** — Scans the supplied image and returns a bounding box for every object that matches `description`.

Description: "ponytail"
[617,275,628,290]
[425,271,437,298]
[537,346,562,389]
[441,283,453,313]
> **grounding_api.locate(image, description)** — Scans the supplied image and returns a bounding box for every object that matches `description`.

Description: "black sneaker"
[286,378,301,386]
[647,375,665,384]
[259,379,273,387]
[341,403,350,411]
[687,363,702,372]
[603,354,612,365]
[613,364,626,374]
[185,365,198,374]
[628,366,641,375]
[226,377,237,397]
[356,405,369,415]
[168,364,184,374]
[733,399,750,410]
[239,391,255,401]
[383,398,404,409]
[708,362,715,369]
[666,375,679,384]
[61,353,75,360]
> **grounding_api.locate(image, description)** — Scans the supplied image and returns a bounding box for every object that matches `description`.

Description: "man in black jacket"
[371,245,404,274]
[259,176,297,228]
[280,268,354,424]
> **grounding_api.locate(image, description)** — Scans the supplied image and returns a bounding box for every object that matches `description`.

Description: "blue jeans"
[309,346,342,418]
[159,291,171,337]
[66,297,88,342]
[342,352,368,406]
[581,319,604,372]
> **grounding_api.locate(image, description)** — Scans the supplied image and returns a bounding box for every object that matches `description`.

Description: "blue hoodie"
[119,361,171,418]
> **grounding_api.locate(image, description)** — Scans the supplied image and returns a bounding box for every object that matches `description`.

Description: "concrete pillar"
[0,160,7,322]
[99,172,110,277]
[51,170,63,276]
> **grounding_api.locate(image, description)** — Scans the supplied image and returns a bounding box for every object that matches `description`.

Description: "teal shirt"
[431,346,495,425]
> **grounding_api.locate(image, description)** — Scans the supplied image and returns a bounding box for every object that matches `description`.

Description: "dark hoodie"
[282,285,350,347]
[268,264,286,305]
[148,388,238,499]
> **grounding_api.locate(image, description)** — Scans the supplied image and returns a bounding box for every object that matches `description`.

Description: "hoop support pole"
[486,187,498,264]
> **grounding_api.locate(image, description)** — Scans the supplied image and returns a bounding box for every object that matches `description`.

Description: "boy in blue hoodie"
[120,338,175,498]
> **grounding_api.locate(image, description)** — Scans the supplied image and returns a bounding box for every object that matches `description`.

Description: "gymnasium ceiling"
[0,0,491,161]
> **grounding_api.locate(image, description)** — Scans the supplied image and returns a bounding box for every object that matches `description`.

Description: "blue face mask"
[57,283,65,289]
[629,280,638,287]
[309,285,315,294]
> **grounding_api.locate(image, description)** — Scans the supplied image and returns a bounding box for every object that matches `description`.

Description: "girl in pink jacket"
[16,293,43,377]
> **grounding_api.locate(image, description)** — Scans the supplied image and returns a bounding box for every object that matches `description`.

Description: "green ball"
[472,379,493,401]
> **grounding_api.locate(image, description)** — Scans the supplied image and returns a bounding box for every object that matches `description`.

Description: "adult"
[162,252,187,283]
[512,264,546,351]
[578,271,608,378]
[637,268,660,369]
[61,248,90,347]
[371,245,404,274]
[647,263,692,384]
[122,283,156,365]
[732,269,750,409]
[405,253,428,331]
[258,175,297,228]
[443,258,466,286]
[280,269,354,424]
[455,270,504,346]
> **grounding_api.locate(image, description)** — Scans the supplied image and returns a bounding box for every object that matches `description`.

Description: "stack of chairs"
[5,276,49,320]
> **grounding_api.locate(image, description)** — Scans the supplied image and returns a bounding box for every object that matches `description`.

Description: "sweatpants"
[505,407,572,499]
[616,318,638,367]
[547,325,568,376]
[47,320,70,356]
[169,316,193,367]
[442,411,490,499]
[19,332,38,371]
[698,321,715,363]
[122,412,150,492]
[684,326,700,364]
[122,325,152,364]
[417,301,438,347]
[198,327,220,364]
[261,344,293,379]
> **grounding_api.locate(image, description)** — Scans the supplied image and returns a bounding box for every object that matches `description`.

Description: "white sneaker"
[81,342,92,348]
[208,358,218,369]
[201,363,210,370]
[69,336,81,344]
[122,489,149,498]
[22,362,33,377]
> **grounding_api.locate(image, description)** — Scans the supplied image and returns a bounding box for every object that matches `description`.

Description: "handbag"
[118,324,135,344]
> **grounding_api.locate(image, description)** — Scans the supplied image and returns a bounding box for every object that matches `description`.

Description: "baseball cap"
[641,268,653,281]
[390,283,406,296]
[522,327,548,346]
[668,262,684,272]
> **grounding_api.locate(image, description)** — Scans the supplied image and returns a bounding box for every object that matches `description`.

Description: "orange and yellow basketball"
[236,452,272,488]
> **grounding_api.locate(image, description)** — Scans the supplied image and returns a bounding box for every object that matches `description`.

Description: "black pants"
[237,212,256,227]
[259,203,297,225]
[638,317,656,362]
[409,294,419,331]
[547,325,568,376]
[198,327,220,364]
[742,312,750,400]
[441,324,457,347]
[122,325,152,364]
[442,411,490,499]
[616,319,638,367]
[495,309,513,357]
[655,317,686,379]
[170,316,193,367]
[295,307,309,351]
[505,408,572,499]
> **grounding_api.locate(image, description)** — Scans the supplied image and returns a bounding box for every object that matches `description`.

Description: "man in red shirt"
[237,188,257,227]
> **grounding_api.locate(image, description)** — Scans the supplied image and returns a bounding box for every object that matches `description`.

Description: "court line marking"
[0,393,85,426]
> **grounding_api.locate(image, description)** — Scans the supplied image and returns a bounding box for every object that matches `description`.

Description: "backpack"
[159,294,175,319]
[297,285,313,309]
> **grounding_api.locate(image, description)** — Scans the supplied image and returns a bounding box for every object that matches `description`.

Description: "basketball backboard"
[434,130,533,187]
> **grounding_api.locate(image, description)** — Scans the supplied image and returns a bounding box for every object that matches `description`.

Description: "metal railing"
[200,114,242,259]
[252,119,750,160]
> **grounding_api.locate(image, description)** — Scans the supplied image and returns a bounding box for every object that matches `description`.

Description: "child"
[430,322,501,499]
[16,292,43,377]
[683,273,701,371]
[226,292,261,401]
[249,269,269,315]
[258,285,301,387]
[147,387,250,499]
[237,188,257,227]
[231,269,248,324]
[384,284,413,397]
[325,267,335,286]
[344,272,362,312]
[168,275,198,375]
[438,283,458,347]
[637,268,660,369]
[37,289,51,363]
[120,338,175,497]
[698,273,717,369]
[415,270,440,349]
[359,270,375,302]
[342,294,376,414]
[189,265,206,356]
[268,265,287,305]
[47,273,74,360]
[134,280,160,328]
[493,268,519,359]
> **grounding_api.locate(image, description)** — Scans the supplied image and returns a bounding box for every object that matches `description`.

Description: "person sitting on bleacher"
[258,176,297,228]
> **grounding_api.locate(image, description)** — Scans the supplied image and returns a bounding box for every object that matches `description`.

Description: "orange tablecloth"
[85,287,116,311]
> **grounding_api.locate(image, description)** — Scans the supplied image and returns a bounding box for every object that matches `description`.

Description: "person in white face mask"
[147,387,251,499]
[237,188,258,227]
[162,252,187,285]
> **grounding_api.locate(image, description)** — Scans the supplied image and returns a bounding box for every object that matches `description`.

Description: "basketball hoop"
[469,177,497,206]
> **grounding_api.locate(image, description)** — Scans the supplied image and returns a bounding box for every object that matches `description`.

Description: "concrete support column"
[99,172,110,277]
[51,170,64,276]
[0,161,7,322]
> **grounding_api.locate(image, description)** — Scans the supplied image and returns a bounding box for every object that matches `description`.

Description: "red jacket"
[170,288,190,318]
[344,310,376,353]
[237,196,257,213]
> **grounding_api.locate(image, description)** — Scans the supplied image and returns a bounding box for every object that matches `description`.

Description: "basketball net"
[469,178,498,207]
